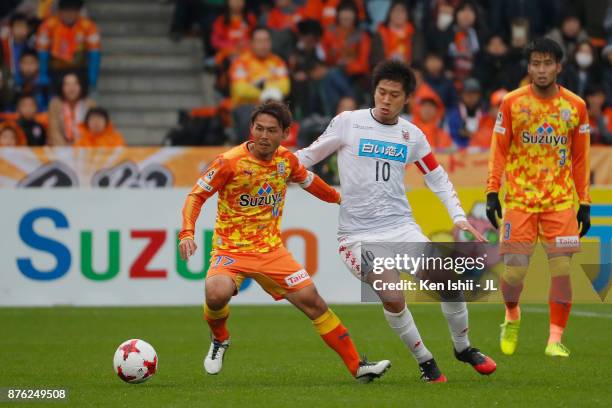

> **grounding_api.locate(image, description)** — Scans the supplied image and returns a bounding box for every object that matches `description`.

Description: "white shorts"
[337,222,430,281]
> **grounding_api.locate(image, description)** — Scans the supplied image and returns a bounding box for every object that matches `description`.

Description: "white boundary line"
[523,306,612,319]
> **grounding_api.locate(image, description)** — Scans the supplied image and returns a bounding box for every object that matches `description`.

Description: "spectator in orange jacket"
[584,84,612,145]
[211,0,256,64]
[412,96,454,151]
[210,0,256,95]
[370,1,420,67]
[410,65,446,123]
[447,1,481,84]
[303,0,366,30]
[36,0,101,93]
[0,121,27,146]
[74,107,125,147]
[261,0,303,31]
[321,1,370,77]
[469,88,507,151]
[229,27,290,141]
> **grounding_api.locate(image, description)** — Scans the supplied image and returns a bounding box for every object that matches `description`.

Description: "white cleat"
[355,358,392,383]
[204,338,230,375]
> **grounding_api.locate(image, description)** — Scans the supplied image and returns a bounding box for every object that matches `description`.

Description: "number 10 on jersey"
[376,161,390,181]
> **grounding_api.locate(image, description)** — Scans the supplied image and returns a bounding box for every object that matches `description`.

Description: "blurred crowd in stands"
[2,0,612,150]
[0,0,125,147]
[170,0,612,150]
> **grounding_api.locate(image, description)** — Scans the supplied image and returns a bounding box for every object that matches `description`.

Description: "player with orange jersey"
[179,100,391,382]
[486,38,591,358]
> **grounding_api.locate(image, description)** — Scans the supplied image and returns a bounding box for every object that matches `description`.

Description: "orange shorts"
[499,207,580,255]
[206,246,313,300]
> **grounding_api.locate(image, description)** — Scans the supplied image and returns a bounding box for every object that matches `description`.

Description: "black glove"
[486,192,502,229]
[577,204,591,237]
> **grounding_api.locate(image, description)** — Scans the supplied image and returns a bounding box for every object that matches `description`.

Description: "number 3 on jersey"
[558,148,566,166]
[375,160,390,181]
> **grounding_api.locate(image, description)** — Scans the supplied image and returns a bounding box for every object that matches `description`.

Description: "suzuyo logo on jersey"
[521,122,568,146]
[238,182,283,209]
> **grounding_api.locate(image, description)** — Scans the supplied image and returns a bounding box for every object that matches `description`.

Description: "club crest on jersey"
[560,108,571,121]
[277,161,286,176]
[239,182,283,216]
[402,129,410,141]
[358,138,407,163]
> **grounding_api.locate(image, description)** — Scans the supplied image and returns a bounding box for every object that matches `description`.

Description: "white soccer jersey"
[296,108,466,236]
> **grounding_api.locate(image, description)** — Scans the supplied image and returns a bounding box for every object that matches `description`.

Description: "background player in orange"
[486,38,591,358]
[179,100,391,382]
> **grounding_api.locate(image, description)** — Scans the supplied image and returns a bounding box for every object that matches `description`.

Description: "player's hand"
[455,220,488,242]
[486,192,502,229]
[179,238,197,261]
[577,204,591,237]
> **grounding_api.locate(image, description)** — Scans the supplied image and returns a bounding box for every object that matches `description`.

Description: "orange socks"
[548,276,572,344]
[548,257,572,344]
[501,278,523,321]
[204,304,230,342]
[313,309,360,376]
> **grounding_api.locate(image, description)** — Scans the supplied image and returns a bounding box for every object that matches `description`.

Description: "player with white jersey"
[296,60,497,382]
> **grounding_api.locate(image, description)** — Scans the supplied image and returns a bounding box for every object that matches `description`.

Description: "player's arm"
[413,134,486,242]
[485,97,512,228]
[179,157,231,260]
[295,111,347,168]
[572,102,592,237]
[289,153,341,204]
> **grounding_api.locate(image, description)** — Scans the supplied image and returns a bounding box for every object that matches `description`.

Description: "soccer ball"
[113,339,158,384]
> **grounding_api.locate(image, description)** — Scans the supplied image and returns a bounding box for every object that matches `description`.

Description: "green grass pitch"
[1,304,611,407]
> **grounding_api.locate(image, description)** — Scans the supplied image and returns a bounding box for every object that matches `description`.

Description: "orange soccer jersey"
[180,143,337,253]
[487,84,591,212]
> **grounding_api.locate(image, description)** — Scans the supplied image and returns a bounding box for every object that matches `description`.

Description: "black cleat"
[418,358,447,382]
[454,346,497,375]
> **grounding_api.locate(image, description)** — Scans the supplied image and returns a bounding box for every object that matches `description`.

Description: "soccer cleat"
[500,319,520,355]
[545,342,570,357]
[355,357,392,383]
[454,347,497,375]
[204,337,230,375]
[418,358,447,383]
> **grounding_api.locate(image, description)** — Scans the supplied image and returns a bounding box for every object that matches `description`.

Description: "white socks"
[384,305,433,364]
[441,301,470,352]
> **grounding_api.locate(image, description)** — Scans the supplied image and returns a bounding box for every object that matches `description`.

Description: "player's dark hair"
[372,59,416,96]
[524,37,564,63]
[250,100,293,131]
